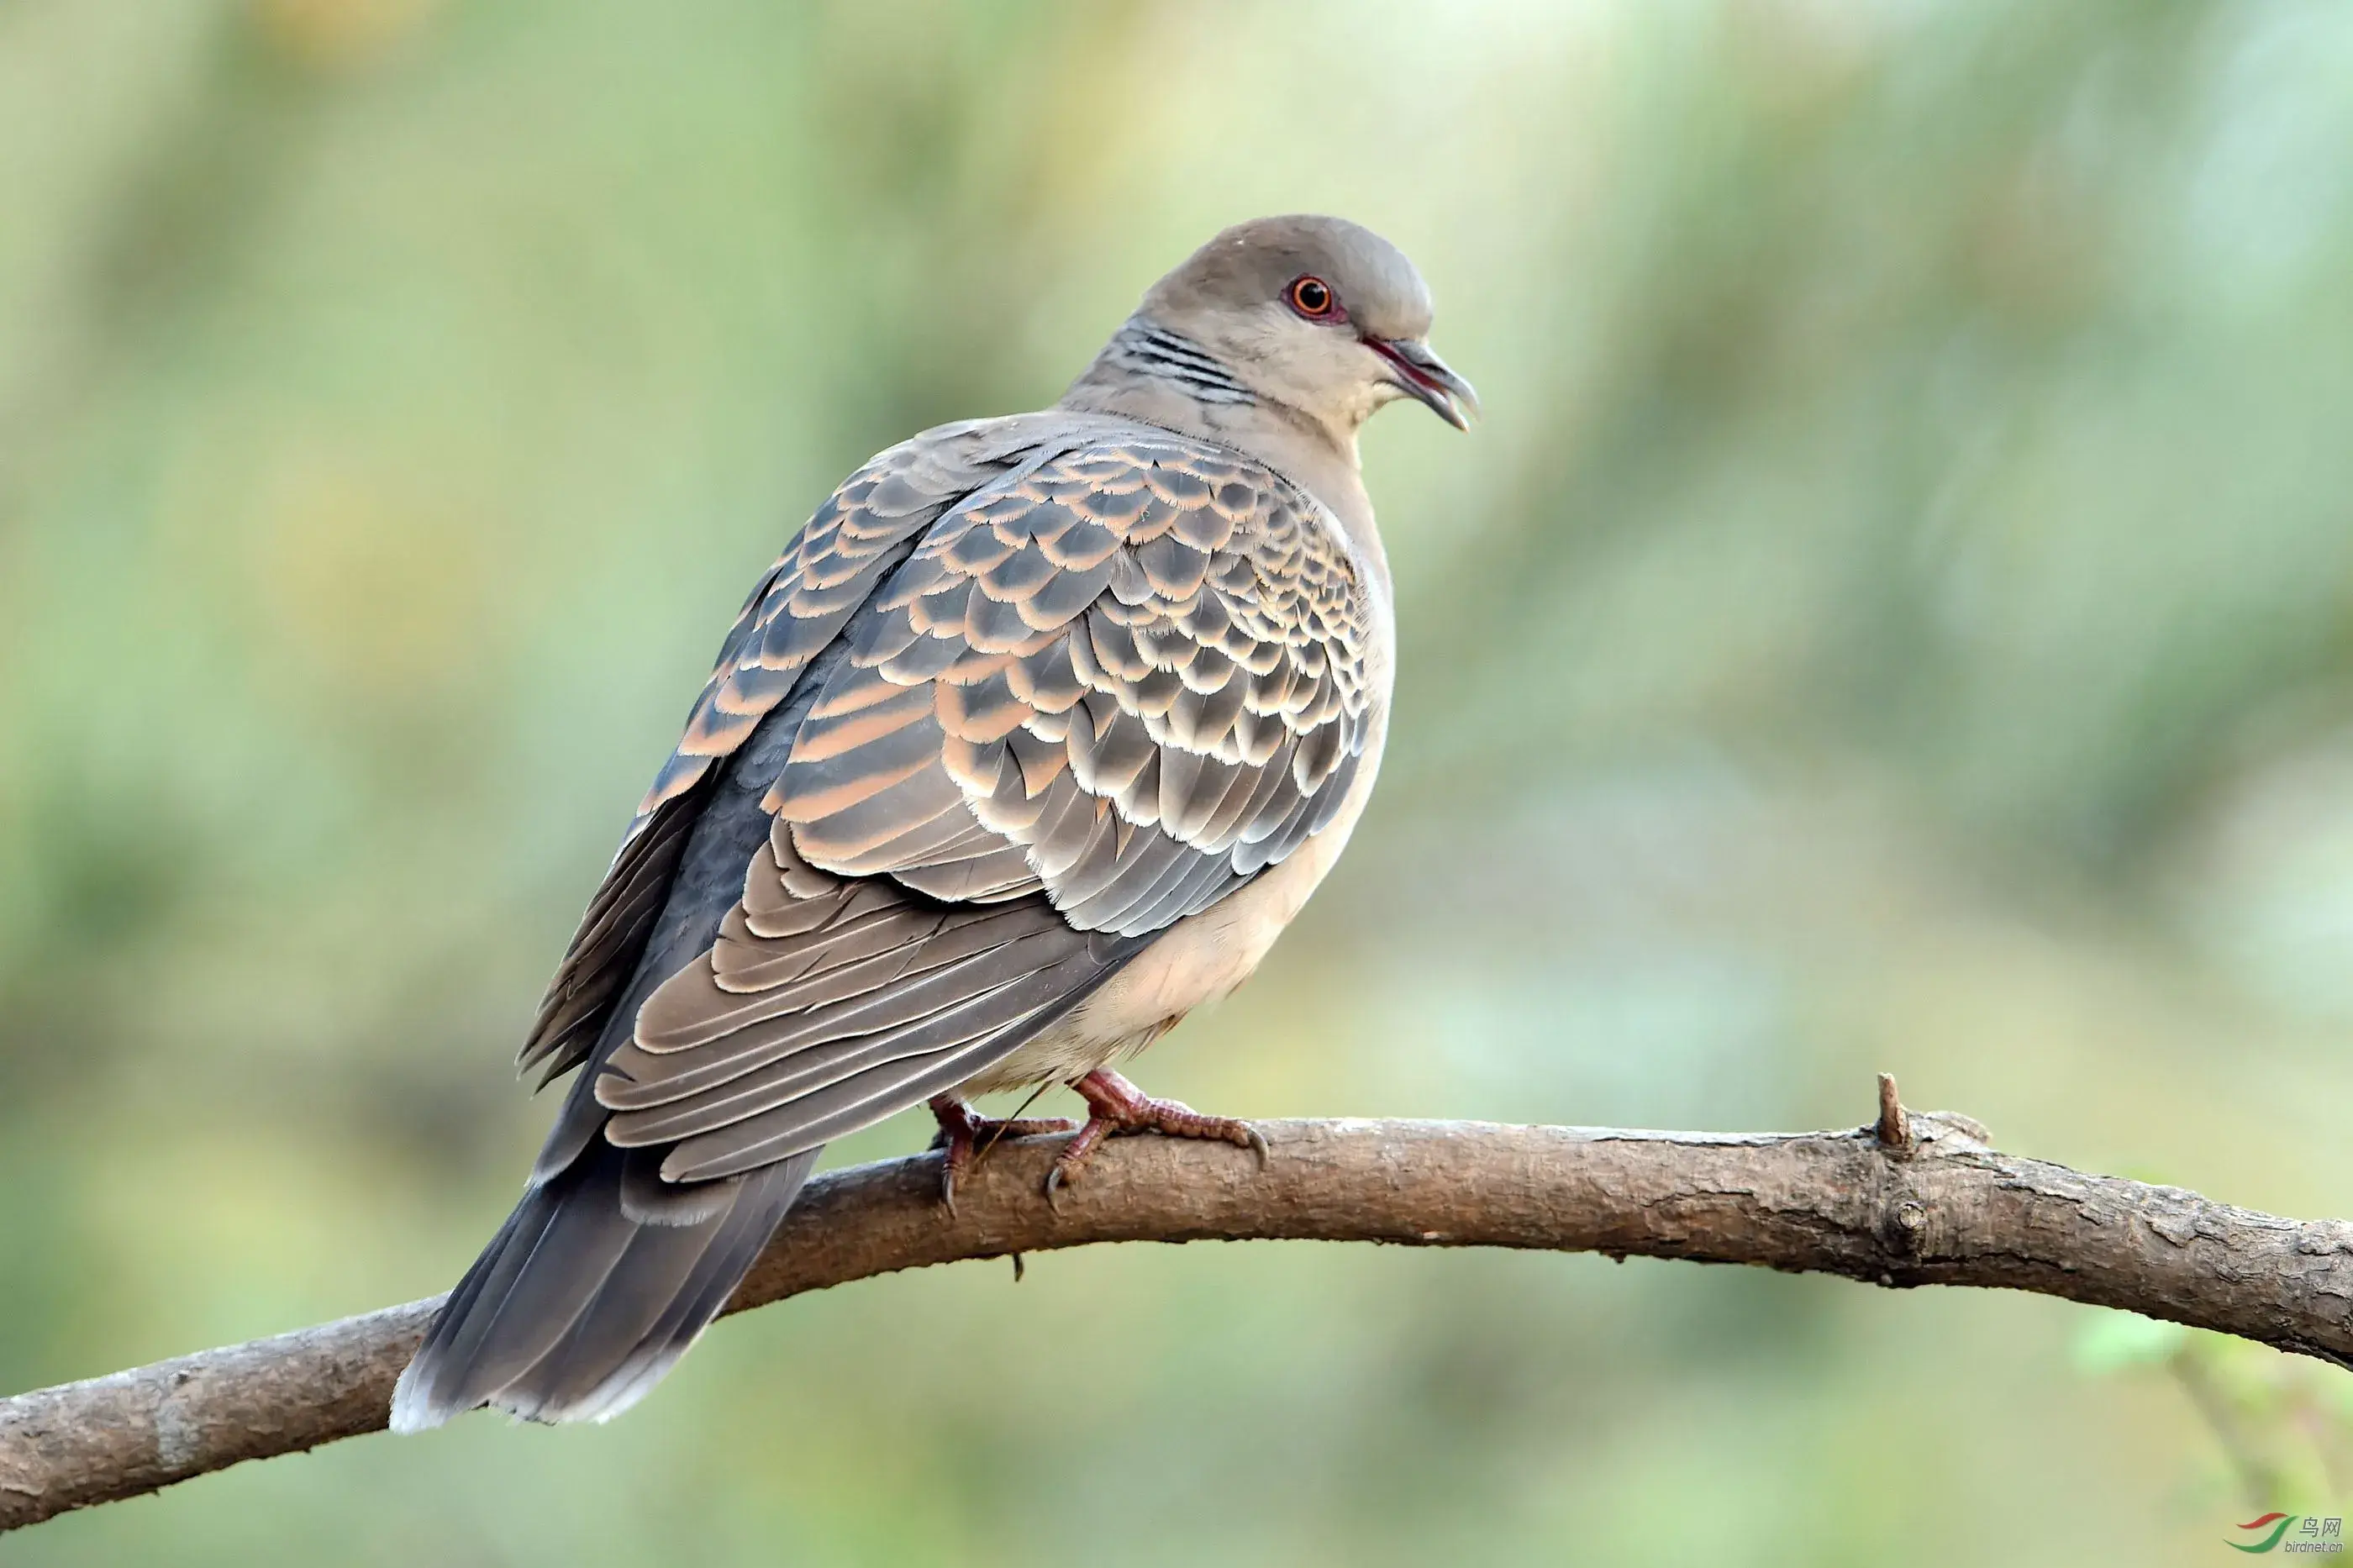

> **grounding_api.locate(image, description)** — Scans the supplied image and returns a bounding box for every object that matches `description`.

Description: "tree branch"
[6,1089,2351,1532]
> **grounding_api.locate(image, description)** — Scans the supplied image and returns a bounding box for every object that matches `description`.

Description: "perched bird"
[391,214,1476,1429]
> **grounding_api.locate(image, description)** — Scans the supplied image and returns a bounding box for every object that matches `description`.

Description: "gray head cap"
[1145,214,1437,344]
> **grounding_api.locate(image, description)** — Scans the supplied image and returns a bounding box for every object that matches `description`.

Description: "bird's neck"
[1059,318,1382,578]
[1080,317,1260,408]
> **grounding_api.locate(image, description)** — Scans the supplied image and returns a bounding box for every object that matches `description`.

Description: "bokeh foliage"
[5,0,2353,1561]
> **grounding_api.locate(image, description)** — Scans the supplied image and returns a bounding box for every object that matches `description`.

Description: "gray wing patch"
[515,421,1034,1083]
[597,820,1143,1181]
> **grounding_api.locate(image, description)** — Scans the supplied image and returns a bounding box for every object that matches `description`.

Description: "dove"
[391,214,1477,1430]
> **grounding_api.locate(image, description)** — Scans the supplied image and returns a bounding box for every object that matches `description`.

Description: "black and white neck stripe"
[1101,317,1256,406]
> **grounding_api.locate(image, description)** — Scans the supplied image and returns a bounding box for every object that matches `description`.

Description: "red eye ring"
[1287,275,1338,319]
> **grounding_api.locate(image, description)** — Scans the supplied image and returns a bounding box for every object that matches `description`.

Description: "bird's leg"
[928,1095,1075,1212]
[1044,1068,1269,1197]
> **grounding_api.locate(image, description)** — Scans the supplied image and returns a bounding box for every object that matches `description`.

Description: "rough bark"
[6,1099,2350,1533]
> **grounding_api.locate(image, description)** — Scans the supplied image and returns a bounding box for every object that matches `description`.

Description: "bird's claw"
[1042,1068,1267,1196]
[929,1097,1076,1212]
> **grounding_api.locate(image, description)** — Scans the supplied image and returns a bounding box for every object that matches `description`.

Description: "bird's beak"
[1366,336,1480,430]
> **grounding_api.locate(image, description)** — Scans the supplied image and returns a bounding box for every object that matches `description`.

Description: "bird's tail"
[390,1139,815,1430]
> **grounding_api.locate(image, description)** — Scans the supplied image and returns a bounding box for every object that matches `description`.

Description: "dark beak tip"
[1424,376,1478,432]
[1374,336,1478,431]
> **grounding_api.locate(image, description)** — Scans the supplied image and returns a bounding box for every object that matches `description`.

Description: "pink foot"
[1044,1068,1268,1197]
[929,1097,1075,1211]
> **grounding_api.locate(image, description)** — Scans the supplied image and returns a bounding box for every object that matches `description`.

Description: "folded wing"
[516,420,1038,1086]
[593,430,1377,1181]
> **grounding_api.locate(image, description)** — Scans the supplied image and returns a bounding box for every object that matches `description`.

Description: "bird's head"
[1127,214,1479,440]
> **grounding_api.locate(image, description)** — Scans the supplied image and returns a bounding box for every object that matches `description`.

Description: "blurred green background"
[7,0,2353,1560]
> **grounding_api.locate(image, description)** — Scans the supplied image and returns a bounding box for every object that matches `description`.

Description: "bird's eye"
[1287,276,1337,320]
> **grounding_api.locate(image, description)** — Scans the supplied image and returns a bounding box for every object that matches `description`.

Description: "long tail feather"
[390,1142,813,1430]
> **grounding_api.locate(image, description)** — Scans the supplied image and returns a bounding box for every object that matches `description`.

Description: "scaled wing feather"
[588,429,1375,1175]
[515,420,1032,1081]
